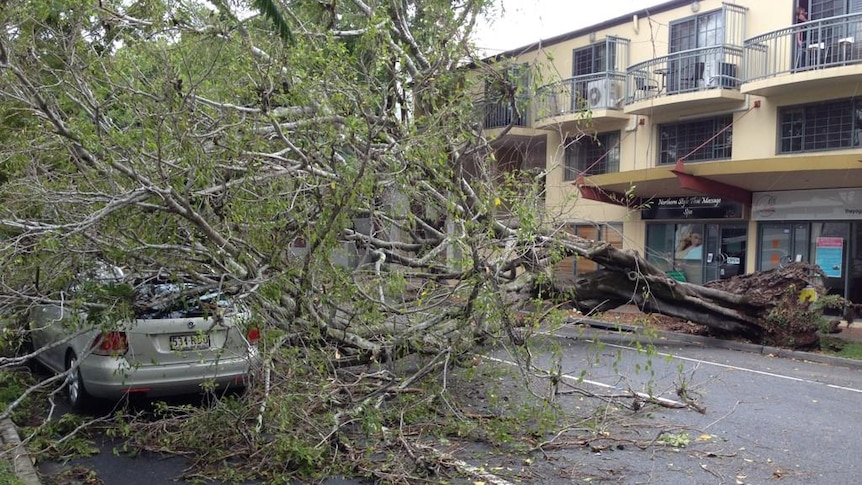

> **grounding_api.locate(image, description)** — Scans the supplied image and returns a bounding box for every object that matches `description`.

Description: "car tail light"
[246,327,261,345]
[92,331,129,356]
[123,387,151,395]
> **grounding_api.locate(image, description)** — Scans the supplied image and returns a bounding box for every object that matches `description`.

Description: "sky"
[474,0,671,54]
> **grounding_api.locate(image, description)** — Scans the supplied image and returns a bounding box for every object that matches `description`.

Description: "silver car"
[28,275,259,410]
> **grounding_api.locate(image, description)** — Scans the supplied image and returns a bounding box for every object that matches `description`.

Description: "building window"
[665,9,725,92]
[779,99,860,153]
[670,9,724,53]
[573,223,623,274]
[646,223,707,283]
[658,115,732,165]
[808,0,856,20]
[555,223,623,278]
[570,41,624,111]
[572,43,616,76]
[564,131,620,180]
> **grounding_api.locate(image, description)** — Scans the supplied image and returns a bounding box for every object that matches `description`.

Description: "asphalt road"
[33,326,862,484]
[475,325,862,484]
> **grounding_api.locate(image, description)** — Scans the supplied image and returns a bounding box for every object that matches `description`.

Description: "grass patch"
[820,336,862,360]
[0,457,25,485]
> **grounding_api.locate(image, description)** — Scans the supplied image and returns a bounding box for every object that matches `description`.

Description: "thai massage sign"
[815,237,843,278]
[641,195,743,220]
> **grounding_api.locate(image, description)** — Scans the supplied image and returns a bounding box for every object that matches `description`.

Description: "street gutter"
[563,316,862,371]
[1,419,40,485]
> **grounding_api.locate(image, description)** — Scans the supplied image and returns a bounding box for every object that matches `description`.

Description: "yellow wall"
[483,0,861,262]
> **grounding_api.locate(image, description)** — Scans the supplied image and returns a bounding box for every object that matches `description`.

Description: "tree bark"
[551,236,835,349]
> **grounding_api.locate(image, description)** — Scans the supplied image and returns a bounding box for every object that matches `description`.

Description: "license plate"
[170,334,211,351]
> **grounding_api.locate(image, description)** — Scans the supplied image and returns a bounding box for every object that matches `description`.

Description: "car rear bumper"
[79,351,258,399]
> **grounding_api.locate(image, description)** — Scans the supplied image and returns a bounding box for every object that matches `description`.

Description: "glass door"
[704,224,747,281]
[758,223,810,271]
[719,225,747,280]
[668,10,722,93]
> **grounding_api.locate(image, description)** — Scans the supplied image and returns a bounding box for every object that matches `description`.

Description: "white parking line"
[481,356,688,407]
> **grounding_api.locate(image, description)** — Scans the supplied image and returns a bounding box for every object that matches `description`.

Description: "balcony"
[534,72,629,131]
[534,36,630,131]
[624,45,745,116]
[577,152,862,205]
[743,13,862,97]
[481,100,530,130]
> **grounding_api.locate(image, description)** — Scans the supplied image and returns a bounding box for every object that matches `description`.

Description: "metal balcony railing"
[744,12,862,82]
[479,100,530,129]
[625,45,744,103]
[535,72,626,120]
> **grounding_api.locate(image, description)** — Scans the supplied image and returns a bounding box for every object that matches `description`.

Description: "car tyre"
[21,332,40,372]
[65,351,92,411]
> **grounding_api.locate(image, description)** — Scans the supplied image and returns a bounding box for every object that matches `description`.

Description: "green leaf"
[251,0,295,45]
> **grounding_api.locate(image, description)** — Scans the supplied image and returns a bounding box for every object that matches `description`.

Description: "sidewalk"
[600,303,862,343]
[833,321,862,342]
[1,419,40,485]
[567,313,862,371]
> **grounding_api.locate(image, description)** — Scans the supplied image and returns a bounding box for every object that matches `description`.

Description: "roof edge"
[482,0,691,62]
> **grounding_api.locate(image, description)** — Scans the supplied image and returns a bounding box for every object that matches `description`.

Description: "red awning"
[671,158,752,205]
[574,175,641,207]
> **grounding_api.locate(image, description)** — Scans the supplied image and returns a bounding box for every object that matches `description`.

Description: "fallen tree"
[548,236,847,349]
[0,0,853,481]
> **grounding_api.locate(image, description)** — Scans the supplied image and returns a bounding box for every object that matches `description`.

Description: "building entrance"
[704,224,747,281]
[758,221,862,307]
[646,222,747,285]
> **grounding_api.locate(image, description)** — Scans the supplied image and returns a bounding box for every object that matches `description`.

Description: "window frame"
[564,131,621,180]
[669,8,724,52]
[569,223,624,275]
[657,115,733,165]
[809,0,846,20]
[778,98,860,154]
[807,0,862,19]
[571,42,615,76]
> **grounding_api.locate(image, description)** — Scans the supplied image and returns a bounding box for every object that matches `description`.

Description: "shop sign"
[753,188,862,221]
[641,195,743,220]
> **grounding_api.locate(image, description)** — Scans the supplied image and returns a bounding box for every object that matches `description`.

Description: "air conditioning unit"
[707,61,738,88]
[586,79,623,109]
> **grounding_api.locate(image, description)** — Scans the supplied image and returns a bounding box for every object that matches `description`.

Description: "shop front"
[643,195,747,285]
[753,188,862,306]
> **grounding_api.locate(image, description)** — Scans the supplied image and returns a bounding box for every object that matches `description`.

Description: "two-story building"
[480,0,862,307]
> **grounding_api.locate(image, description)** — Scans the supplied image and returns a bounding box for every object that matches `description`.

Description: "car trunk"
[124,282,250,366]
[122,316,248,366]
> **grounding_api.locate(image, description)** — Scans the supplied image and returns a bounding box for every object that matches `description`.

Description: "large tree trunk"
[552,238,841,349]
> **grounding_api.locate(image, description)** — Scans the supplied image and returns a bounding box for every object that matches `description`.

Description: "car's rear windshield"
[134,283,232,319]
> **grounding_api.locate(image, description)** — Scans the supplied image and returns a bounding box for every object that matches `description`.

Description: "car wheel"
[65,352,92,411]
[22,332,39,372]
